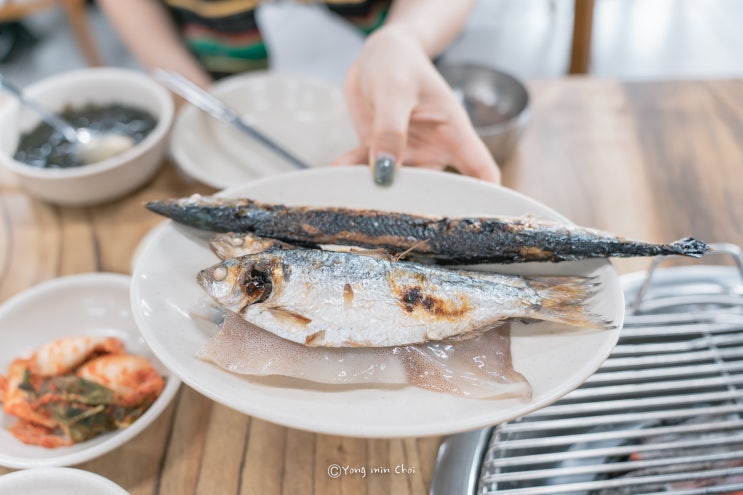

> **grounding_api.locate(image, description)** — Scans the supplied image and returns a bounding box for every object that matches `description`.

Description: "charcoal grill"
[431,243,743,495]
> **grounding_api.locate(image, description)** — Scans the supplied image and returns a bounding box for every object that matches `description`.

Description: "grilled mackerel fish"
[197,248,612,347]
[147,195,710,264]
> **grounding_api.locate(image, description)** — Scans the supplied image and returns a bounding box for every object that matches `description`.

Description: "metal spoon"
[0,74,135,164]
[152,69,310,170]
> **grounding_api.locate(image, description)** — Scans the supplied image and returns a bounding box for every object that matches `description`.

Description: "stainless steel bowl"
[439,63,530,164]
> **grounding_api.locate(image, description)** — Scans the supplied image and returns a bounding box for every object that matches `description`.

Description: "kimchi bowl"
[0,273,180,469]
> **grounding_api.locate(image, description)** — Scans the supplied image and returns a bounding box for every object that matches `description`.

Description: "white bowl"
[0,68,174,205]
[439,63,530,164]
[0,467,129,495]
[0,273,180,468]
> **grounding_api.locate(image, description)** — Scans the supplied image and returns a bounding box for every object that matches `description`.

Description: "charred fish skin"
[197,248,612,348]
[147,195,710,264]
[147,195,437,249]
[427,220,710,264]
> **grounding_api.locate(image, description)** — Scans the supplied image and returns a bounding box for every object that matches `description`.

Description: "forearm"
[382,0,476,57]
[98,0,212,87]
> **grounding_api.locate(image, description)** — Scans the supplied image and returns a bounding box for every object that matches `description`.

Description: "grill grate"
[477,245,743,495]
[428,244,743,495]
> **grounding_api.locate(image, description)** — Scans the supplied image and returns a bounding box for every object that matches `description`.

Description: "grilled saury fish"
[197,248,613,347]
[148,195,710,264]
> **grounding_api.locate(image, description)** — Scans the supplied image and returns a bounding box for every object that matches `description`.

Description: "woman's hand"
[333,25,500,185]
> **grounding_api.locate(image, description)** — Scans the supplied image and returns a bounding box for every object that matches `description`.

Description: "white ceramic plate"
[0,467,129,495]
[0,274,181,468]
[170,72,358,189]
[131,166,624,437]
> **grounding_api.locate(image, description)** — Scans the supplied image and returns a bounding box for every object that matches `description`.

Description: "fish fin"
[666,237,711,258]
[304,331,326,346]
[528,276,615,329]
[393,240,430,261]
[343,283,355,308]
[189,297,227,326]
[266,307,313,327]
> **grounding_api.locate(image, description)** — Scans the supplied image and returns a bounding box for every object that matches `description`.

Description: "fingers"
[344,64,415,185]
[342,60,501,184]
[368,81,416,186]
[343,63,372,141]
[453,139,501,183]
[447,109,501,184]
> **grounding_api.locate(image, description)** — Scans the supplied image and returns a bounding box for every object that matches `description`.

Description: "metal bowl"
[439,63,530,164]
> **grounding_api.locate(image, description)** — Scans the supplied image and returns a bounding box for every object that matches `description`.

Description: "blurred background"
[3,0,743,87]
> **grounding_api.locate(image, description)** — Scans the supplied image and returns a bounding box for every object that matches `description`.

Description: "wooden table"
[1,78,742,494]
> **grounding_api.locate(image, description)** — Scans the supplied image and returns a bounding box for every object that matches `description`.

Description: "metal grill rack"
[431,244,743,495]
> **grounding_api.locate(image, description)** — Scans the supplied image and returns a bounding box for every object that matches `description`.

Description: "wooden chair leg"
[569,0,595,74]
[60,0,102,66]
[0,1,56,21]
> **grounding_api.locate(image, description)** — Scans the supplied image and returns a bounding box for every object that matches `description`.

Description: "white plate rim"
[0,467,129,495]
[0,273,181,469]
[131,166,624,437]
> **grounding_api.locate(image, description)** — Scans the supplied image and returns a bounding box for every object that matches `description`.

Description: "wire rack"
[431,244,743,495]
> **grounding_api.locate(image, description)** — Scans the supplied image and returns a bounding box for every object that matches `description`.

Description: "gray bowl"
[439,63,530,164]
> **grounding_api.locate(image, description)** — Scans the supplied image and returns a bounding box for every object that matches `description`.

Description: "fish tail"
[528,276,615,329]
[664,237,711,258]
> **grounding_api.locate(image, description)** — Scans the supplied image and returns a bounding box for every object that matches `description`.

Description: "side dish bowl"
[0,68,174,205]
[0,273,180,469]
[439,63,530,164]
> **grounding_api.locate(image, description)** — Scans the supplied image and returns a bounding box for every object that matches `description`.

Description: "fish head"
[197,257,277,312]
[208,233,255,261]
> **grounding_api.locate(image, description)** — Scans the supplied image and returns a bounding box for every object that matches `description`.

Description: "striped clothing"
[163,0,392,79]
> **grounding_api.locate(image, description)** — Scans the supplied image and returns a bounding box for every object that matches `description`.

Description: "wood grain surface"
[1,78,742,494]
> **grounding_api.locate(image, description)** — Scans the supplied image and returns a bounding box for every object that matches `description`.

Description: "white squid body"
[196,311,531,400]
[198,249,604,348]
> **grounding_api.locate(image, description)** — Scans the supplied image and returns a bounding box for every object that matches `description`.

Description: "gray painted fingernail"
[373,155,395,186]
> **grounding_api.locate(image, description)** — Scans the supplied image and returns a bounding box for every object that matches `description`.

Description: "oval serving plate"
[0,273,180,468]
[131,166,623,438]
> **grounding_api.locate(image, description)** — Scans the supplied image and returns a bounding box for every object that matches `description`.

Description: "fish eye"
[212,266,228,281]
[244,266,272,303]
